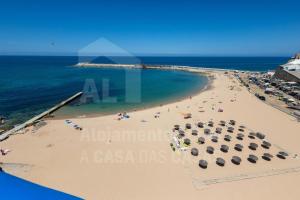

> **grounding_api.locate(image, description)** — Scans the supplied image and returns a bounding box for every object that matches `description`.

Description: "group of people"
[117,112,130,120]
[65,120,83,131]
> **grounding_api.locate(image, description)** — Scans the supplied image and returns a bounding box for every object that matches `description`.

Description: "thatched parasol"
[216,127,222,134]
[207,146,214,154]
[231,156,241,165]
[211,136,218,143]
[191,148,199,156]
[185,123,192,129]
[227,127,234,133]
[229,120,236,126]
[199,160,208,169]
[234,144,243,151]
[224,135,232,142]
[216,157,225,166]
[262,153,273,161]
[192,130,198,136]
[247,154,258,163]
[256,132,265,140]
[197,122,204,128]
[248,132,256,139]
[184,138,191,145]
[198,137,205,144]
[220,144,229,153]
[236,133,244,140]
[204,128,211,135]
[277,151,288,159]
[178,130,185,138]
[239,125,246,129]
[219,120,226,126]
[261,141,271,149]
[249,142,258,150]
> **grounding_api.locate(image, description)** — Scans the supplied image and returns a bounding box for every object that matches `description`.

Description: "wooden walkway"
[0,92,82,141]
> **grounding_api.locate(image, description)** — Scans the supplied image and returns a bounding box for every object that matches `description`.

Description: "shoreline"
[1,64,211,134]
[1,70,300,199]
[53,71,213,120]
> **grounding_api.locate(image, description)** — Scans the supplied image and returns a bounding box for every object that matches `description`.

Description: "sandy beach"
[1,70,300,200]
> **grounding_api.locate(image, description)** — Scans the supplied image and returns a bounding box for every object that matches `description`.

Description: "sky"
[0,0,300,56]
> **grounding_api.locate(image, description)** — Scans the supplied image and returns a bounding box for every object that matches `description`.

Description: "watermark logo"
[77,38,141,104]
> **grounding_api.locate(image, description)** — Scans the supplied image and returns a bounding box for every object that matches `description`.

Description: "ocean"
[0,56,289,129]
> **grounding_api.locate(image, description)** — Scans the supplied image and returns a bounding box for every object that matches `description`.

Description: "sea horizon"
[1,0,300,199]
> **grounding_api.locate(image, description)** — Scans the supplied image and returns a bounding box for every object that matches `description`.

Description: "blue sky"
[0,0,300,56]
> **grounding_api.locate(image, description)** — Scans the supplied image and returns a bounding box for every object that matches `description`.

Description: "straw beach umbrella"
[208,121,214,127]
[204,128,211,135]
[262,153,273,161]
[184,138,191,145]
[248,132,256,139]
[178,130,185,138]
[207,146,214,154]
[197,122,204,128]
[211,136,218,143]
[238,125,245,132]
[256,132,266,140]
[199,160,208,169]
[249,142,258,150]
[236,133,244,140]
[227,127,234,133]
[279,151,289,157]
[261,141,271,149]
[219,120,226,126]
[216,157,225,167]
[229,120,236,126]
[231,156,241,165]
[234,144,243,151]
[198,137,205,144]
[192,130,198,136]
[186,123,192,129]
[277,151,288,159]
[174,125,180,130]
[216,127,222,134]
[248,154,258,163]
[224,135,232,142]
[239,125,246,129]
[191,148,199,156]
[220,144,229,153]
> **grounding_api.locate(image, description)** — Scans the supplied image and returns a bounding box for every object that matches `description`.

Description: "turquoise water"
[55,68,207,117]
[0,56,208,128]
[0,56,289,199]
[0,56,289,128]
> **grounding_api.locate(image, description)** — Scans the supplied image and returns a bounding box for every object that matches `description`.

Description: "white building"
[274,54,300,83]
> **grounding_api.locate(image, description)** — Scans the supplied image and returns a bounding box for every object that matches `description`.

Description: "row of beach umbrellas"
[197,152,288,169]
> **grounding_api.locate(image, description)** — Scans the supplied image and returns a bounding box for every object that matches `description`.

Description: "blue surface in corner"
[0,172,83,200]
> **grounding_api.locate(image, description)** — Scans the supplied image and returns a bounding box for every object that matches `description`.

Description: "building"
[274,53,300,83]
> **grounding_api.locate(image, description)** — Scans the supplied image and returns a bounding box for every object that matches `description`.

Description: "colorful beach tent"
[0,172,82,200]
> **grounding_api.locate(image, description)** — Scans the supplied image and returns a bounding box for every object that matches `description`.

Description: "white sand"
[1,71,300,200]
